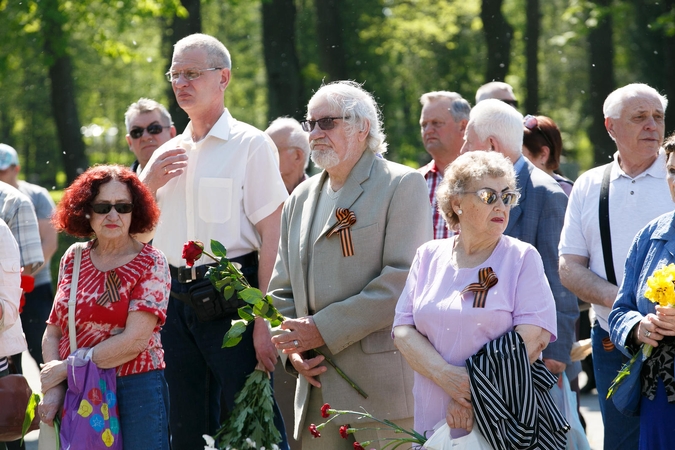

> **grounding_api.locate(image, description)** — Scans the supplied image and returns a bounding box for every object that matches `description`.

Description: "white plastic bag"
[423,420,492,450]
[38,421,58,450]
[549,373,590,450]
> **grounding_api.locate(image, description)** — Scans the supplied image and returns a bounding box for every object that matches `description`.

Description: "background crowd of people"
[0,31,672,450]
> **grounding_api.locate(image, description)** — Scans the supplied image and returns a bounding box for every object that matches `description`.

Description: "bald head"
[265,117,310,193]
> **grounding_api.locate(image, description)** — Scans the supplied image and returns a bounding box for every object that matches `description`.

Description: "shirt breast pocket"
[199,177,233,223]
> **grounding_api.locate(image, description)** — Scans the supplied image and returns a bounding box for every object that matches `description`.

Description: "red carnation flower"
[309,424,321,438]
[321,403,331,418]
[353,443,365,450]
[182,240,204,267]
[339,425,349,439]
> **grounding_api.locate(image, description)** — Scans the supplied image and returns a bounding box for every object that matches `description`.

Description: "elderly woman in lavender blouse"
[393,151,558,440]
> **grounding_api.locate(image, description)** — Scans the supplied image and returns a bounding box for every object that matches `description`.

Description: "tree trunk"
[481,0,514,82]
[40,0,88,184]
[314,0,348,80]
[587,0,616,166]
[163,0,202,134]
[262,0,304,121]
[525,0,540,114]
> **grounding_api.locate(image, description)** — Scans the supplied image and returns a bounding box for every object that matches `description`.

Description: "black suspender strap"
[599,162,617,285]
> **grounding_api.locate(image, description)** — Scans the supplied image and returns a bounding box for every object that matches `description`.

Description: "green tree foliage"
[0,0,185,185]
[3,0,675,189]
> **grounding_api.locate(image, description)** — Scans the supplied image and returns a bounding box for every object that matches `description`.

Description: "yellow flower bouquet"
[607,263,675,409]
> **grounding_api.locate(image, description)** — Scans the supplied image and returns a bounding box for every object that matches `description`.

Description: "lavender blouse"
[393,235,558,437]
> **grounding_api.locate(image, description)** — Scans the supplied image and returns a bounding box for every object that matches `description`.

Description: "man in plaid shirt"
[417,91,471,239]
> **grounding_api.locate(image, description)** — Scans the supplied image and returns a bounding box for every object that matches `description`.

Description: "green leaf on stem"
[238,306,255,322]
[21,392,40,443]
[222,285,235,300]
[253,302,270,317]
[210,240,227,258]
[239,287,264,304]
[223,320,248,347]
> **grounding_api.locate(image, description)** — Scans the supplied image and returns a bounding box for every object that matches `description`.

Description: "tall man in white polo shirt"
[140,33,289,450]
[559,83,671,450]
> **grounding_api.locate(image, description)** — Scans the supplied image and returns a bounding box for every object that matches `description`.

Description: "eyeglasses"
[129,123,170,139]
[91,203,134,214]
[300,117,350,132]
[165,67,223,82]
[523,115,556,150]
[464,188,520,206]
[500,99,519,108]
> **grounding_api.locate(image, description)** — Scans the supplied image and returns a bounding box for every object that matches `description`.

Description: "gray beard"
[311,148,340,169]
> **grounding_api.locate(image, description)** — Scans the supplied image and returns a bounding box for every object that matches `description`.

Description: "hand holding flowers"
[608,263,675,400]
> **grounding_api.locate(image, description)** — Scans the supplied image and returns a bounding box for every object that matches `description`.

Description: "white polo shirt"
[151,109,288,267]
[559,150,673,330]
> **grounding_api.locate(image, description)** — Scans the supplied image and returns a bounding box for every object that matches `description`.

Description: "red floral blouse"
[47,241,170,376]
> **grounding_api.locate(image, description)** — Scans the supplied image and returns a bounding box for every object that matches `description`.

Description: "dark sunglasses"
[300,117,349,132]
[91,203,134,214]
[523,114,556,150]
[129,123,170,139]
[500,99,519,108]
[464,188,520,207]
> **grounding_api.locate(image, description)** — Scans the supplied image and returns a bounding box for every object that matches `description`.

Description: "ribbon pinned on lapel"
[461,267,498,308]
[326,208,357,257]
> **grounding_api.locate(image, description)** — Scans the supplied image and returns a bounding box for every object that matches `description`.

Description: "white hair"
[469,99,523,155]
[603,83,668,119]
[475,81,516,103]
[308,80,387,154]
[265,117,310,168]
[420,91,471,122]
[174,33,231,70]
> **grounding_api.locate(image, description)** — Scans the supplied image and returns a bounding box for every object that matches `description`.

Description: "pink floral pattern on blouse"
[47,241,170,377]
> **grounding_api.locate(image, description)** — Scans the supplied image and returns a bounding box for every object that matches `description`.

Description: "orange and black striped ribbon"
[97,270,122,306]
[602,336,615,352]
[461,267,498,308]
[326,208,357,257]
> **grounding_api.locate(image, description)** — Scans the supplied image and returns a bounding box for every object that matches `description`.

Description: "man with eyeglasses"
[417,91,471,239]
[559,83,671,450]
[124,98,176,174]
[475,81,519,109]
[267,81,432,449]
[460,99,578,397]
[139,33,289,450]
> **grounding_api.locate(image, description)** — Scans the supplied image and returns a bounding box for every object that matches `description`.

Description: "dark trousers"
[592,321,640,449]
[162,277,289,450]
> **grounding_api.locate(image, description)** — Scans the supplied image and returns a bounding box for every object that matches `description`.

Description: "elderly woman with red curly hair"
[38,165,171,450]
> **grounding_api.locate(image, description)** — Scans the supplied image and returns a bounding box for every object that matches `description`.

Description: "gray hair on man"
[174,33,232,70]
[308,80,388,154]
[475,81,516,104]
[603,83,668,119]
[469,99,524,155]
[266,117,310,169]
[124,98,172,132]
[420,91,471,122]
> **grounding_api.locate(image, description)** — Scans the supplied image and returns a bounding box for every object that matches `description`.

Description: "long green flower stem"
[320,407,427,447]
[314,350,368,398]
[197,243,369,399]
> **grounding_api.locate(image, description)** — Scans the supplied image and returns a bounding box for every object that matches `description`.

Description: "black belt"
[169,251,258,284]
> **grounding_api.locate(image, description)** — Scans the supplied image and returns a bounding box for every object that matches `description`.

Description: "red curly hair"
[52,165,160,238]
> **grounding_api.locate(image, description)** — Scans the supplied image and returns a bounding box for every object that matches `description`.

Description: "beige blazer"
[269,150,433,438]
